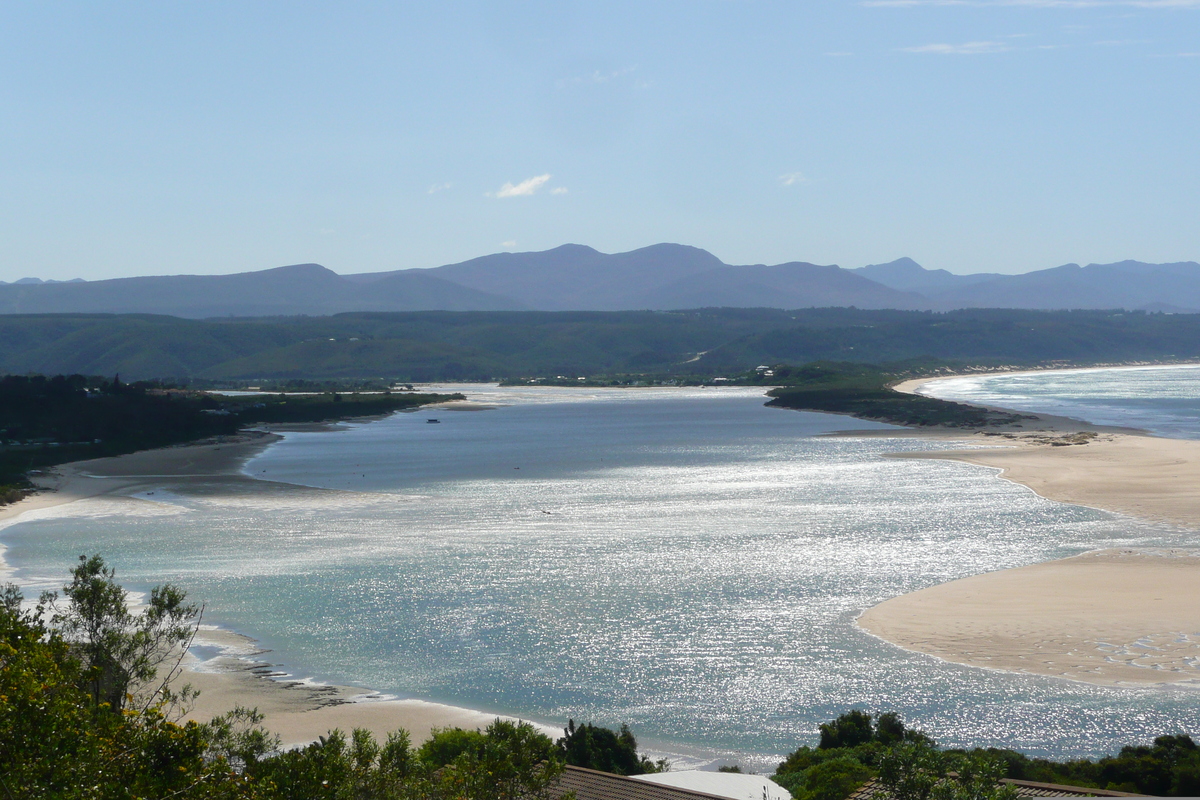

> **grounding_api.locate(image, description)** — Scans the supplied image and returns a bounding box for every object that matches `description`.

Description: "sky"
[1,1,1197,282]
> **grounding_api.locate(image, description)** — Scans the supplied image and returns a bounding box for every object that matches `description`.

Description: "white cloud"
[490,174,552,198]
[550,187,569,195]
[902,40,1012,53]
[556,66,638,89]
[778,172,809,186]
[427,182,453,195]
[502,240,518,248]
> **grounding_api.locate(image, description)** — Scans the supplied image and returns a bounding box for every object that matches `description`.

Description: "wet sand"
[9,375,1200,738]
[858,549,1200,686]
[857,374,1200,687]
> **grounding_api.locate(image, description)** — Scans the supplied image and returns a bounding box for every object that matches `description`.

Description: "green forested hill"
[696,308,1200,369]
[1,308,1199,382]
[0,310,796,380]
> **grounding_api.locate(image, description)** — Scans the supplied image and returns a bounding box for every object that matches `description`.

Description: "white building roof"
[630,770,791,800]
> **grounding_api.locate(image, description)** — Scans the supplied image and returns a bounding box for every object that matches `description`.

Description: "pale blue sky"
[1,1,1197,282]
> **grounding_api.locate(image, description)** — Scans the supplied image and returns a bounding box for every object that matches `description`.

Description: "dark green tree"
[416,719,567,800]
[44,554,200,711]
[557,719,667,775]
[819,710,876,750]
[878,743,1019,800]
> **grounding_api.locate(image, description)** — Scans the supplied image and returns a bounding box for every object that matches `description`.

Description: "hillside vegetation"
[0,374,457,488]
[1,308,1199,382]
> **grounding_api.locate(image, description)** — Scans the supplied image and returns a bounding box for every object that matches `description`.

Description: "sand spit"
[856,371,1200,687]
[858,549,1200,687]
[888,430,1200,530]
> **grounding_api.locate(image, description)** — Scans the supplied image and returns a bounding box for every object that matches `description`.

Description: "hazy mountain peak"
[256,262,339,278]
[851,258,1003,294]
[542,243,601,256]
[865,257,925,275]
[3,246,1198,317]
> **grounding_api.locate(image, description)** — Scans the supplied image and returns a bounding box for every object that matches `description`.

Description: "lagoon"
[2,384,1197,768]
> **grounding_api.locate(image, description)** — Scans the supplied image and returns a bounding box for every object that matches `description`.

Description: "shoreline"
[6,371,1200,749]
[892,360,1200,398]
[0,424,560,748]
[854,367,1200,688]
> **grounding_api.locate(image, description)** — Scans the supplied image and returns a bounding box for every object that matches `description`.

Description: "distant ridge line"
[3,244,1199,317]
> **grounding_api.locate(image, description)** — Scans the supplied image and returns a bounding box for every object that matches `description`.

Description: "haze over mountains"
[3,244,1199,318]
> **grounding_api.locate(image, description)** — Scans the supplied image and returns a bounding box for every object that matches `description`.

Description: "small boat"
[426,418,441,424]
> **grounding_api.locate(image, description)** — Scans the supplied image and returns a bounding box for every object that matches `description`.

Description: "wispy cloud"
[778,172,809,186]
[550,187,568,195]
[902,40,1012,53]
[427,182,453,195]
[502,240,517,248]
[489,174,552,198]
[556,66,638,89]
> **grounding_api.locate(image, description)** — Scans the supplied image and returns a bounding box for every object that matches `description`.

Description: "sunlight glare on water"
[3,384,1198,768]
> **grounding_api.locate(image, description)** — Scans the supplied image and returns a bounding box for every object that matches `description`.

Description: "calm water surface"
[2,384,1197,768]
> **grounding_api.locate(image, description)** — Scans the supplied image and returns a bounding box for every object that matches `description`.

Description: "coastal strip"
[858,549,1200,687]
[0,426,554,746]
[856,371,1200,688]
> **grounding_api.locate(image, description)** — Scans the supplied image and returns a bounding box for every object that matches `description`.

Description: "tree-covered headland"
[0,373,460,494]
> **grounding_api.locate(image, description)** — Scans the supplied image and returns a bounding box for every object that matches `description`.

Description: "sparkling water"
[918,364,1200,439]
[2,384,1197,768]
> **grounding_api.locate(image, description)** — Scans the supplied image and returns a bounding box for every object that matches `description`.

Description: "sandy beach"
[0,429,544,745]
[8,373,1200,744]
[857,374,1200,687]
[858,549,1200,686]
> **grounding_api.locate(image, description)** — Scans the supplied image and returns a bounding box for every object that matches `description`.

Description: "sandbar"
[858,371,1200,687]
[858,549,1200,686]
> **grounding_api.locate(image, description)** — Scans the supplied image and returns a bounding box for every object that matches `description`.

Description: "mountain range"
[3,244,1199,317]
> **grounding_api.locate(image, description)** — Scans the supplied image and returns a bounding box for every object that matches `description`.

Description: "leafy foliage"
[0,585,223,799]
[775,712,1200,800]
[557,719,667,775]
[44,554,199,711]
[876,742,1019,800]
